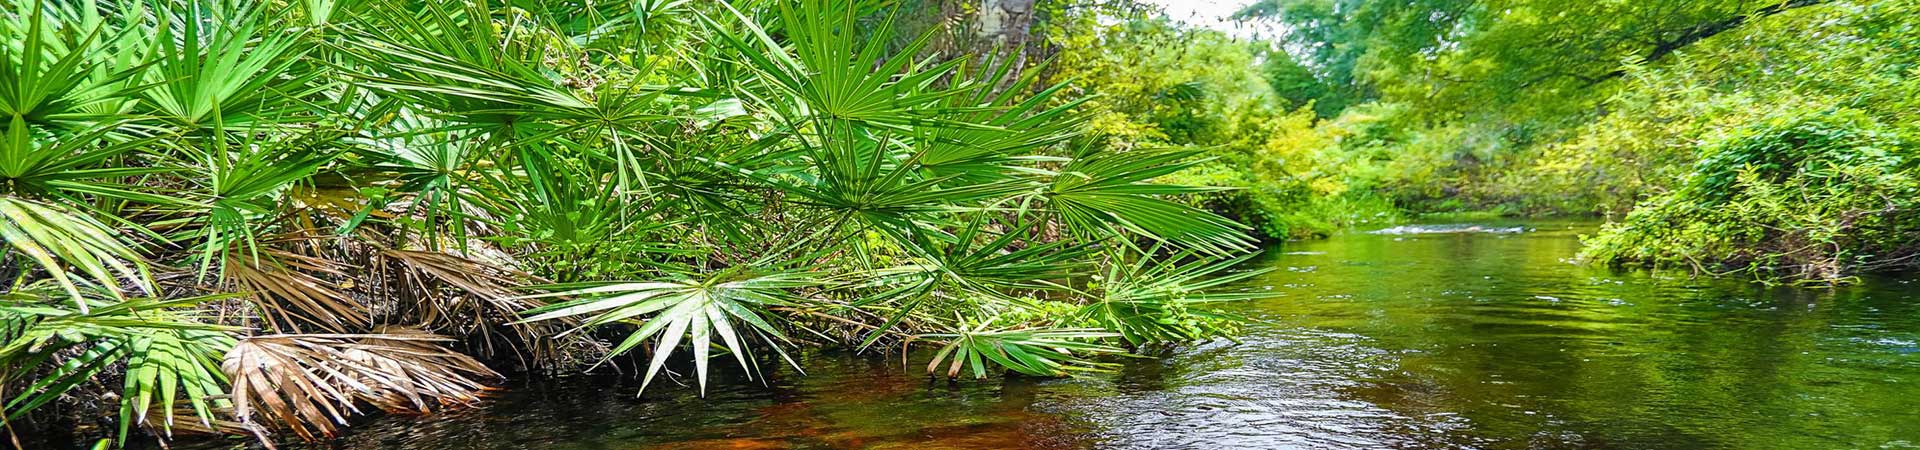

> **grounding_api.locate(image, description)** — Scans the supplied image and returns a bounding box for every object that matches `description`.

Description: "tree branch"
[1583,0,1829,86]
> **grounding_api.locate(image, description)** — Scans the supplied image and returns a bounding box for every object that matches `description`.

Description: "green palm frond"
[335,0,655,135]
[851,215,1089,348]
[917,56,1091,181]
[517,270,819,395]
[0,293,238,444]
[345,107,489,239]
[700,0,980,132]
[1074,249,1271,345]
[562,0,697,49]
[0,196,152,309]
[0,120,180,205]
[140,1,319,129]
[743,124,1028,238]
[479,158,678,280]
[1045,149,1256,255]
[0,0,150,131]
[118,326,234,441]
[175,128,341,277]
[919,326,1124,379]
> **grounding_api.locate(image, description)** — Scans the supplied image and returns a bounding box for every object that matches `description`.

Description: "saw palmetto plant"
[0,0,1266,447]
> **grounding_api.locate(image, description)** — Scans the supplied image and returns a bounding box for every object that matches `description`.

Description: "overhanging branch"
[1583,0,1829,86]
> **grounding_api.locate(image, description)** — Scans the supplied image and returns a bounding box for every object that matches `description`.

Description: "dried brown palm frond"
[380,249,520,301]
[153,406,259,438]
[336,328,502,413]
[375,249,602,371]
[221,331,501,441]
[225,249,367,333]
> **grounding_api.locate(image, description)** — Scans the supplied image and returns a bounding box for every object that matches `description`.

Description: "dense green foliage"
[1044,0,1918,279]
[0,0,1270,446]
[1041,11,1399,239]
[1223,0,1919,213]
[1582,110,1920,282]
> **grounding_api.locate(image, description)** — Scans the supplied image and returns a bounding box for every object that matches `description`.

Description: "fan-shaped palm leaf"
[141,1,319,129]
[852,215,1089,348]
[1044,149,1255,255]
[699,0,980,131]
[0,120,178,206]
[1075,249,1271,345]
[224,249,366,333]
[917,55,1091,181]
[517,270,819,395]
[919,326,1123,379]
[0,196,151,309]
[183,128,341,275]
[0,0,151,131]
[378,248,597,369]
[0,293,238,443]
[222,331,500,441]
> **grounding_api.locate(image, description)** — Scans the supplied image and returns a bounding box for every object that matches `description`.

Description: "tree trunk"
[977,0,1039,61]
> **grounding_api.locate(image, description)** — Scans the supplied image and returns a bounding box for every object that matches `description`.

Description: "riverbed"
[167,220,1920,449]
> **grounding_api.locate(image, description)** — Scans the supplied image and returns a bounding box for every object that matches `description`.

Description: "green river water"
[147,220,1920,449]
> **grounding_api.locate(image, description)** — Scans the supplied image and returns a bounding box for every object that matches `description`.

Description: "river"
[165,220,1920,449]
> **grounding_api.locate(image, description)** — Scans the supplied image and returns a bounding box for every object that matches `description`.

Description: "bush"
[1580,110,1920,283]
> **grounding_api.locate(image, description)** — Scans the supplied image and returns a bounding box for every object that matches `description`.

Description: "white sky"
[1148,0,1248,23]
[1143,0,1271,39]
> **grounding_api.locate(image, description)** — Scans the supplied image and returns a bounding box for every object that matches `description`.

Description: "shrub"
[1581,110,1920,283]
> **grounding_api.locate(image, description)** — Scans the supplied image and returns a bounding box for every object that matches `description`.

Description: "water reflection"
[153,220,1920,450]
[1241,221,1920,449]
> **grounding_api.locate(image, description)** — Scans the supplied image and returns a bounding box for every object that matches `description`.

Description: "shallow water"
[159,220,1920,449]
